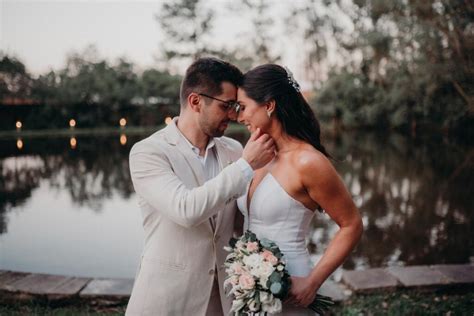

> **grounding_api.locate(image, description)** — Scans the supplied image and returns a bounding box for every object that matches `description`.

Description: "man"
[126,58,275,315]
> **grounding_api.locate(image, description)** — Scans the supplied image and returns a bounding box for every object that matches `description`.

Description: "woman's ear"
[188,93,201,112]
[266,99,276,116]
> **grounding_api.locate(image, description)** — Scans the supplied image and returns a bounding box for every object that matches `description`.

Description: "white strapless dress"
[237,173,316,315]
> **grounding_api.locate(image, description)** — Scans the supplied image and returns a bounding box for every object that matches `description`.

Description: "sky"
[0,0,336,87]
[1,0,164,75]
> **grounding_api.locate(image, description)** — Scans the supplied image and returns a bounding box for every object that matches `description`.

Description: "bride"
[235,64,363,315]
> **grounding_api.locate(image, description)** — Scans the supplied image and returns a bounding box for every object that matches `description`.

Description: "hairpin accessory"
[284,66,301,93]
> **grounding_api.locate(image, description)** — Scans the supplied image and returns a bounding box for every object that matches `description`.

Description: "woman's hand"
[287,276,319,307]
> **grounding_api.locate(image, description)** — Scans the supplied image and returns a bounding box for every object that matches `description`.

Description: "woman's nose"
[237,110,245,124]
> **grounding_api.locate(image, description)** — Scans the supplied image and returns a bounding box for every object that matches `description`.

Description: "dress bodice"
[237,173,316,277]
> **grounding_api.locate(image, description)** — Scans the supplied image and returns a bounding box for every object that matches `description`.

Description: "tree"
[0,54,32,102]
[303,0,474,130]
[156,0,216,68]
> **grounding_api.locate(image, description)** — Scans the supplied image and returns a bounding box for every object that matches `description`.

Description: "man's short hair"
[180,57,243,107]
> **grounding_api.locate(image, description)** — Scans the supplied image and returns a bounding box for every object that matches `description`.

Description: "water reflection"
[0,129,472,271]
[0,134,137,231]
[309,132,473,269]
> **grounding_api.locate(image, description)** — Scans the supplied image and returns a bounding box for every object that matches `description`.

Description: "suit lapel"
[164,118,206,186]
[213,139,233,235]
[163,118,211,234]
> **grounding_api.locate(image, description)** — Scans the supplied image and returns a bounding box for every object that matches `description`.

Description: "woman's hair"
[241,64,330,157]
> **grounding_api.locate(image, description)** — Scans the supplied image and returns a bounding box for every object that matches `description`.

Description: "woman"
[236,64,363,315]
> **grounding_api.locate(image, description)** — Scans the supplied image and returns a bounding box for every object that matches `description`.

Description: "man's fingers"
[264,139,274,149]
[257,133,270,143]
[249,128,261,141]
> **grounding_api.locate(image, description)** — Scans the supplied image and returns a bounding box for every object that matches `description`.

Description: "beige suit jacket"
[125,118,249,315]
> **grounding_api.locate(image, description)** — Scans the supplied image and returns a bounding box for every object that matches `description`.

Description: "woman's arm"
[290,151,363,306]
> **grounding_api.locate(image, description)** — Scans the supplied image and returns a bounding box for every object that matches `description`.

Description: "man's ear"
[266,99,276,116]
[188,93,201,113]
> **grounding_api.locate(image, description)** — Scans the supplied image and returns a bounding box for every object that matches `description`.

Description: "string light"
[120,134,127,145]
[70,137,77,149]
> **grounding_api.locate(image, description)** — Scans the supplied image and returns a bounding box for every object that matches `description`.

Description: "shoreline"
[0,124,249,139]
[1,264,473,305]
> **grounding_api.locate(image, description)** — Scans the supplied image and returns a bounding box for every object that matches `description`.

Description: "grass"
[1,289,473,315]
[332,288,474,316]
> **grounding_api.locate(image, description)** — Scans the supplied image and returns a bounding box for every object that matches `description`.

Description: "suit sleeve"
[129,144,249,228]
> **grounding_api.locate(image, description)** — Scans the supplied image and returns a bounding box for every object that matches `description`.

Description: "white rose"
[259,291,273,304]
[259,275,269,289]
[260,261,275,278]
[252,260,274,279]
[262,298,282,314]
[243,253,263,270]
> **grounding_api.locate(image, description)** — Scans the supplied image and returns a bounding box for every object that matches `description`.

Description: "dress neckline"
[245,173,315,218]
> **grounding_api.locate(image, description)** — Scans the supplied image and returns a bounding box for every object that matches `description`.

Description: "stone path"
[341,264,474,293]
[0,264,473,305]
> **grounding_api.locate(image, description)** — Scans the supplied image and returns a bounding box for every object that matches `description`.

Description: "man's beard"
[200,120,226,138]
[208,125,225,137]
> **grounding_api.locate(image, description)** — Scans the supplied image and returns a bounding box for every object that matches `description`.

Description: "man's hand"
[242,128,275,170]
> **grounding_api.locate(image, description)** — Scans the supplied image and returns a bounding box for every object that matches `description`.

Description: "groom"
[126,58,275,315]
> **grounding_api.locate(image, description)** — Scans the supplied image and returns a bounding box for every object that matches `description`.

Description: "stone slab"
[80,278,134,297]
[431,264,474,284]
[387,266,451,287]
[341,268,399,292]
[45,277,92,295]
[0,271,31,290]
[318,280,351,302]
[7,273,71,294]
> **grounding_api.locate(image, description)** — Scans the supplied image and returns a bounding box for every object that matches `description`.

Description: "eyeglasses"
[198,93,241,113]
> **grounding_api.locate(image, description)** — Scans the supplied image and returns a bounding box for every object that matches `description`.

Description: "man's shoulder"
[130,129,169,155]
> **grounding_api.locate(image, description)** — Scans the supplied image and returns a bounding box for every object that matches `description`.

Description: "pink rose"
[262,250,279,265]
[239,273,255,290]
[246,241,259,252]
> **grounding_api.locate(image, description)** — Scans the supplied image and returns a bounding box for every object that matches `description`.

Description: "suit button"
[208,269,215,275]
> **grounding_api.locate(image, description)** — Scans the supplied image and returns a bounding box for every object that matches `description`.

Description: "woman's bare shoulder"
[292,147,336,183]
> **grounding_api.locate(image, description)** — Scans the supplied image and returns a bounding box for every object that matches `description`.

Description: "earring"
[267,111,272,118]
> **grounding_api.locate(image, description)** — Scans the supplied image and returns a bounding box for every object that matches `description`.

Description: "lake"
[0,127,472,280]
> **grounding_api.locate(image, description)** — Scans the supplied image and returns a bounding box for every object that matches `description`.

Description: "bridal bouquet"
[223,230,334,315]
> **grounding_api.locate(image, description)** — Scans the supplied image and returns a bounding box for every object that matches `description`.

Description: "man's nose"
[228,108,238,121]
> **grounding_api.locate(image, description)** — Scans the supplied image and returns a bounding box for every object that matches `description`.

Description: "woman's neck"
[268,120,304,154]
